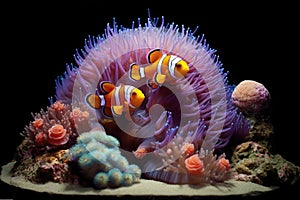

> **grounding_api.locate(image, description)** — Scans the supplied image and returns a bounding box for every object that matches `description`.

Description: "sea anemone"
[54,15,250,184]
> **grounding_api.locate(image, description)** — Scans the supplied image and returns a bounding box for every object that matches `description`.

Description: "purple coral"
[54,16,250,184]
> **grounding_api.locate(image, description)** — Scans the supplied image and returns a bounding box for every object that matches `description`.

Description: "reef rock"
[245,115,274,149]
[231,141,300,186]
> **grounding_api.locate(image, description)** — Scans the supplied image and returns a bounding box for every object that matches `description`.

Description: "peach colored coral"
[231,80,270,113]
[32,119,44,129]
[48,124,69,146]
[70,108,89,122]
[217,157,230,171]
[181,143,195,157]
[52,101,65,111]
[184,154,204,175]
[35,132,46,145]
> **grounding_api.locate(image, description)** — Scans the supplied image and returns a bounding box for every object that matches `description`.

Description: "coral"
[19,100,93,156]
[231,80,271,115]
[68,129,142,189]
[231,141,300,186]
[185,154,204,175]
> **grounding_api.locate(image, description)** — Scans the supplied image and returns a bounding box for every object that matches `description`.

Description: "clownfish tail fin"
[85,93,101,109]
[129,63,141,81]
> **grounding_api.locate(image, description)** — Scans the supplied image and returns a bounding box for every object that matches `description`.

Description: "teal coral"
[69,129,141,189]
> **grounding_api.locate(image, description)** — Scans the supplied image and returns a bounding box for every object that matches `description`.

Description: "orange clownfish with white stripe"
[85,81,145,119]
[129,49,189,88]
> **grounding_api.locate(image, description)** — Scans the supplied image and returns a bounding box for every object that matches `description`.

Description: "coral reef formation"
[19,100,92,156]
[5,14,299,192]
[12,100,94,184]
[230,80,300,186]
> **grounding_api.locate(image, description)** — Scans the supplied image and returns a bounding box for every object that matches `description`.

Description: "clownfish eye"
[132,92,137,96]
[175,63,182,68]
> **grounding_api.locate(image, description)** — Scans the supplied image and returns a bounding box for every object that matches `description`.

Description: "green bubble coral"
[108,168,123,188]
[93,172,108,189]
[68,129,142,189]
[122,172,134,186]
[126,164,142,183]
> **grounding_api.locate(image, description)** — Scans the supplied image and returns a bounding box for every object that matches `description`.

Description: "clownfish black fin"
[101,107,113,118]
[85,93,101,109]
[129,63,141,81]
[147,48,163,64]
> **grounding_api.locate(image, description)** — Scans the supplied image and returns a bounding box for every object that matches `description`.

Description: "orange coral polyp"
[48,124,67,140]
[70,108,89,122]
[185,154,204,175]
[32,119,44,128]
[181,143,195,156]
[35,132,46,145]
[217,157,230,171]
[52,101,65,111]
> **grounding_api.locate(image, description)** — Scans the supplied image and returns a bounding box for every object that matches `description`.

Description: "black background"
[1,1,299,199]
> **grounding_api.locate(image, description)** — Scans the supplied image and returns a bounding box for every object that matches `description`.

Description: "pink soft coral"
[21,100,93,155]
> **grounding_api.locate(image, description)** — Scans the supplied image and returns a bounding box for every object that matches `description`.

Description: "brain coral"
[54,16,250,184]
[231,80,270,114]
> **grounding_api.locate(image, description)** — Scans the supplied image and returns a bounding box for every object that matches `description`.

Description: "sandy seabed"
[0,161,282,200]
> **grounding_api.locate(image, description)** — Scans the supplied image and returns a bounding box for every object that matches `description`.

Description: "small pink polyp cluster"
[21,100,93,155]
[184,152,230,176]
[70,108,89,123]
[231,80,270,114]
[146,134,233,184]
[52,101,65,111]
[34,124,68,146]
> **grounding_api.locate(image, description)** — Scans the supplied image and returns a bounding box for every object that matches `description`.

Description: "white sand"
[1,161,276,196]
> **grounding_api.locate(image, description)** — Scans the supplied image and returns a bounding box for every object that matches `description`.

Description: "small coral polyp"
[14,15,253,188]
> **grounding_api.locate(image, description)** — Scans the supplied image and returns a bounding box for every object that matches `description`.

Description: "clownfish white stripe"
[140,67,145,78]
[124,85,136,108]
[157,54,167,74]
[114,85,121,106]
[169,55,182,78]
[99,95,106,106]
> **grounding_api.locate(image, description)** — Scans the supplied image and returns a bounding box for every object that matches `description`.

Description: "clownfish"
[129,49,189,88]
[85,81,145,119]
